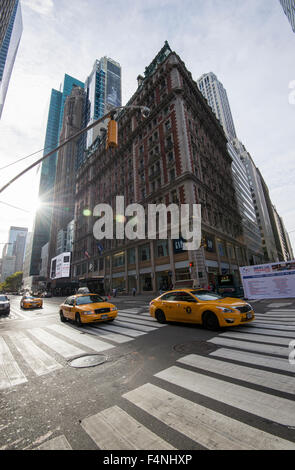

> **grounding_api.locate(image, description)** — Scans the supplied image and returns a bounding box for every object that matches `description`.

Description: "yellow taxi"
[149,288,254,330]
[59,293,118,326]
[20,295,43,309]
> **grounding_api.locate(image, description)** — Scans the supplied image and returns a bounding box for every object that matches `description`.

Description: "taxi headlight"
[84,311,94,314]
[216,306,234,313]
[110,307,117,311]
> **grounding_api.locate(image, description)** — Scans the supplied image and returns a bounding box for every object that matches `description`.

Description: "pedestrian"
[132,287,136,296]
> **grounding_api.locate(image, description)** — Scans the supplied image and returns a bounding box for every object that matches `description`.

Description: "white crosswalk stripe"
[6,330,62,376]
[177,354,295,395]
[80,405,175,450]
[0,336,27,390]
[36,435,72,450]
[219,331,292,346]
[47,324,114,353]
[123,383,295,450]
[155,365,295,427]
[208,336,289,356]
[0,313,166,391]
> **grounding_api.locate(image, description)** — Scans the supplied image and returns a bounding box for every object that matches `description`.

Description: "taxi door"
[158,292,183,322]
[175,292,201,324]
[62,297,75,320]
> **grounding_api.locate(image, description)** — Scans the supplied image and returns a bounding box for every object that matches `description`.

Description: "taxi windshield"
[191,291,222,301]
[76,295,104,305]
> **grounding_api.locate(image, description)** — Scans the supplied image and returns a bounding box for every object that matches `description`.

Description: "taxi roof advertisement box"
[50,252,71,280]
[240,260,295,299]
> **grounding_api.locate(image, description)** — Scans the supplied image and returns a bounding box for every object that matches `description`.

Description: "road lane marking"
[155,366,295,427]
[36,435,72,450]
[177,354,295,395]
[210,348,295,374]
[208,337,289,357]
[117,313,165,326]
[0,336,27,389]
[123,383,295,450]
[82,325,132,343]
[6,331,62,376]
[47,325,114,353]
[253,320,295,329]
[219,331,291,346]
[234,326,295,338]
[81,405,175,450]
[92,323,145,337]
[114,320,157,332]
[29,328,85,358]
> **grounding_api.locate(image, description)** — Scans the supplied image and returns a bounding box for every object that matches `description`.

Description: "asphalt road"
[1,295,295,452]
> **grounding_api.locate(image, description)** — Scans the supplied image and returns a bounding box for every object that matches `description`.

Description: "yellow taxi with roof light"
[149,288,254,330]
[59,293,118,326]
[20,295,43,309]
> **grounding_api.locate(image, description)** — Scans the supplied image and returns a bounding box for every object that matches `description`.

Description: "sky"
[0,0,294,256]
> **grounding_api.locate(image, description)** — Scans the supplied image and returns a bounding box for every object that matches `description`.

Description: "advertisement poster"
[50,252,71,280]
[240,260,295,299]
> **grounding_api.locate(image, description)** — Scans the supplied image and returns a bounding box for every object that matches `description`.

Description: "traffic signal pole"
[0,105,150,195]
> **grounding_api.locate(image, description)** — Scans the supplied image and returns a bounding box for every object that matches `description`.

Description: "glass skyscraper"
[0,0,22,119]
[85,57,121,149]
[29,75,84,276]
[280,0,295,32]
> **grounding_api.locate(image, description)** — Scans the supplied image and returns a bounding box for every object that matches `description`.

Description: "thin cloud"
[22,0,54,16]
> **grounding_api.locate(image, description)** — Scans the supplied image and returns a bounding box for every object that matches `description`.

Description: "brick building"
[72,42,247,294]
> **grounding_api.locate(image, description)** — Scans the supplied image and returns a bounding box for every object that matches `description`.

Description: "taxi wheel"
[203,311,219,331]
[75,313,83,326]
[60,310,66,322]
[155,309,167,324]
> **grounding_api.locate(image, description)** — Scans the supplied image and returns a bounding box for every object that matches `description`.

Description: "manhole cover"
[173,341,216,355]
[68,354,107,368]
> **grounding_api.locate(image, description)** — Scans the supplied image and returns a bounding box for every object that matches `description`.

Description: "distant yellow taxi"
[20,295,43,309]
[149,288,254,330]
[59,293,118,326]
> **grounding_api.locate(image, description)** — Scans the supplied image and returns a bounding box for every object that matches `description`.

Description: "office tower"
[85,57,121,149]
[236,141,279,262]
[0,226,27,281]
[47,85,85,289]
[0,0,22,118]
[72,42,247,294]
[227,141,264,265]
[197,72,237,140]
[29,75,84,277]
[279,0,295,32]
[272,205,294,260]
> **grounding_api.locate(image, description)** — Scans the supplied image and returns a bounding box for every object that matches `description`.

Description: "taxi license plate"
[101,315,108,320]
[246,313,252,319]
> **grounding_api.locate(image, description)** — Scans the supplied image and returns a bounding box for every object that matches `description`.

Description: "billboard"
[50,252,71,280]
[106,62,121,108]
[240,260,295,299]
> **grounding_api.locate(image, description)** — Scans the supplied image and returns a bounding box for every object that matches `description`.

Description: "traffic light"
[106,119,118,149]
[189,262,194,268]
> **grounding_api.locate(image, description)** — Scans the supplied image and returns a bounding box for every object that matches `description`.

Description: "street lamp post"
[0,105,150,195]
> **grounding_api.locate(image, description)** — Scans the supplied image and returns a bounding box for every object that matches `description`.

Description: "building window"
[157,240,169,257]
[128,247,136,264]
[139,244,150,261]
